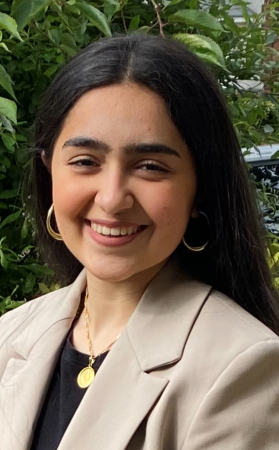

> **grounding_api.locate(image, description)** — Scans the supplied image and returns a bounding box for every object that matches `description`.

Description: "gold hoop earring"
[46,204,63,241]
[182,211,209,252]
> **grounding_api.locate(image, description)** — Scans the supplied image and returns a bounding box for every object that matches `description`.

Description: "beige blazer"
[1,264,279,450]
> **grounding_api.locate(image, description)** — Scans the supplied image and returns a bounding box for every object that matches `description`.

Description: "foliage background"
[0,0,279,315]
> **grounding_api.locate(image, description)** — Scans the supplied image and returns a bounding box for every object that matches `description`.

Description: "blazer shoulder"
[176,288,279,437]
[188,288,279,376]
[205,289,278,341]
[0,269,86,348]
[0,285,72,345]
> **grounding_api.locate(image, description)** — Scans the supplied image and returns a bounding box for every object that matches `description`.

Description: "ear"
[41,150,51,173]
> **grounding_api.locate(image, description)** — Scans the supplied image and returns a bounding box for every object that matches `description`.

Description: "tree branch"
[119,1,127,33]
[150,0,165,37]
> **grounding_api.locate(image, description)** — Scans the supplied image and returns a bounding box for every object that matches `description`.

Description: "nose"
[94,165,134,214]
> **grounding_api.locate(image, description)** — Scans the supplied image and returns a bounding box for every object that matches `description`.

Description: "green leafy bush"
[1,0,279,314]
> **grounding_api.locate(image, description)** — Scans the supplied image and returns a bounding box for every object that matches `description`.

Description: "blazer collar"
[127,263,212,371]
[8,268,87,361]
[10,261,212,369]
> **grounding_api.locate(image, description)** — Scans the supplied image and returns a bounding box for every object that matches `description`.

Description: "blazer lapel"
[58,264,212,450]
[58,327,168,450]
[0,270,87,450]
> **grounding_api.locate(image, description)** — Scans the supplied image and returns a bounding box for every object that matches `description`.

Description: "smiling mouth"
[89,222,147,237]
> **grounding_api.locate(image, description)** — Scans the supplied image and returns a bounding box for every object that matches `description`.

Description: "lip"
[85,221,147,247]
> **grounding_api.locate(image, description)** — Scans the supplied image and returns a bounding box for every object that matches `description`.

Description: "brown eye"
[69,159,98,167]
[137,161,168,173]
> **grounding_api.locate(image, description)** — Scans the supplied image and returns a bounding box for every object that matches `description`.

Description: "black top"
[31,334,108,450]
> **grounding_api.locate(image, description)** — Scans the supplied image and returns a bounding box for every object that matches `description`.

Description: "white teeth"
[91,223,140,236]
[102,226,111,235]
[111,228,120,236]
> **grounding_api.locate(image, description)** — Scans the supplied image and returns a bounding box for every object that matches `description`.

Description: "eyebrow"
[62,137,181,158]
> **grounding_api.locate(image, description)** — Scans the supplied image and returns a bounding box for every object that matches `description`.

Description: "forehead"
[55,82,185,150]
[65,82,167,123]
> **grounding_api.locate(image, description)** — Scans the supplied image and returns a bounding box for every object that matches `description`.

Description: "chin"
[85,260,140,283]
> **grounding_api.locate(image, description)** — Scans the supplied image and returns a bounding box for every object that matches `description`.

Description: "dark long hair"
[33,33,279,334]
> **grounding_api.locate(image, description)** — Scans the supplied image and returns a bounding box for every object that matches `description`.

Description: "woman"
[0,33,279,450]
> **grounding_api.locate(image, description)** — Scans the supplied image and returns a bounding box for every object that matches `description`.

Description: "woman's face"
[50,82,197,282]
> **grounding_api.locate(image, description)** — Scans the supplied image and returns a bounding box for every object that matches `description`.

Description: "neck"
[72,262,166,355]
[86,264,164,333]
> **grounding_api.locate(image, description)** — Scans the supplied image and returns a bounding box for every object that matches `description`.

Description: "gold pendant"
[77,366,95,388]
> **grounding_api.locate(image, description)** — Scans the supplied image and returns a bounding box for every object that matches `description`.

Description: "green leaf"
[128,15,140,32]
[2,134,15,151]
[0,97,17,123]
[5,300,26,310]
[0,12,21,39]
[137,26,150,34]
[49,28,61,44]
[24,273,36,293]
[0,43,10,52]
[43,64,60,78]
[23,263,54,275]
[0,249,8,269]
[196,35,226,67]
[174,32,212,50]
[60,32,77,48]
[222,10,240,35]
[240,3,250,25]
[0,154,10,168]
[169,9,224,33]
[194,49,222,67]
[11,0,53,30]
[15,133,27,142]
[60,44,78,57]
[64,4,80,16]
[0,2,9,12]
[104,0,120,19]
[0,209,21,229]
[174,34,226,68]
[0,189,17,199]
[266,32,277,45]
[21,217,28,239]
[38,282,50,294]
[75,2,111,37]
[165,0,183,6]
[0,114,15,133]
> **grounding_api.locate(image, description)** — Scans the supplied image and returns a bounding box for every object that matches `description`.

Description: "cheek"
[51,169,93,220]
[143,182,194,233]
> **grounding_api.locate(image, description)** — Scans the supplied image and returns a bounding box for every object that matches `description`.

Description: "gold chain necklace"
[77,288,120,389]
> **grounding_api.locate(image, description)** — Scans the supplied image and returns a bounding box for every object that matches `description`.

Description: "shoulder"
[182,290,279,449]
[182,285,279,385]
[0,285,71,343]
[163,266,278,345]
[0,269,86,349]
[174,286,279,449]
[201,288,278,342]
